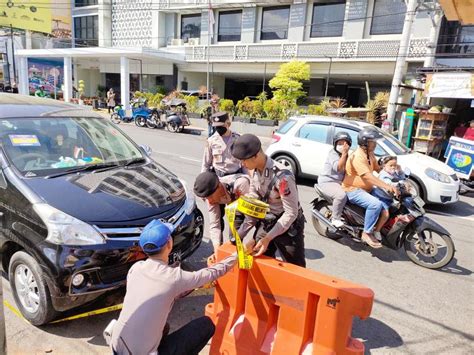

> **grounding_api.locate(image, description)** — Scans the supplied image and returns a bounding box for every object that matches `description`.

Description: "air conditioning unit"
[171,39,184,46]
[188,38,200,46]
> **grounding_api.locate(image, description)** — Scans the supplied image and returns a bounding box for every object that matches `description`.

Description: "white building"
[15,0,451,107]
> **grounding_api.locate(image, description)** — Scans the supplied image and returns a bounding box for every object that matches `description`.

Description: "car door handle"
[292,142,301,147]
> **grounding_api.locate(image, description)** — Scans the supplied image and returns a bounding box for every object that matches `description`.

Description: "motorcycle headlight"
[33,204,105,245]
[179,179,196,215]
[425,168,451,183]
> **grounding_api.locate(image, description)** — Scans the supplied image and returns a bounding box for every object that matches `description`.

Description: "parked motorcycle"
[311,172,455,269]
[145,108,165,129]
[111,99,159,127]
[161,98,191,133]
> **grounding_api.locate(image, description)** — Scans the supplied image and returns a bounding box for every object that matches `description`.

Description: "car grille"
[451,174,459,181]
[98,262,134,284]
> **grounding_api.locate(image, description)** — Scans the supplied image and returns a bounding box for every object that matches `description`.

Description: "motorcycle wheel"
[311,201,343,240]
[403,229,455,269]
[146,114,157,129]
[110,113,121,124]
[135,115,146,127]
[167,122,179,133]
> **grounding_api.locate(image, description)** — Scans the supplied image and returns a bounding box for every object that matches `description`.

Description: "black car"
[0,94,204,325]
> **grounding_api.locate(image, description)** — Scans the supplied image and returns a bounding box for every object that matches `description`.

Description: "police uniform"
[231,134,306,267]
[194,172,250,251]
[201,112,242,177]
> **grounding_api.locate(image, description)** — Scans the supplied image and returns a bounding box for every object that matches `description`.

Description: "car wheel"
[274,155,298,176]
[406,177,423,200]
[9,251,58,325]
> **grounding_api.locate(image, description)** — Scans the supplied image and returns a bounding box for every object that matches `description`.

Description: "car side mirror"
[140,145,152,157]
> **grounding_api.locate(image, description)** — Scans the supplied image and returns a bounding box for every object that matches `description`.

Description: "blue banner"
[446,147,473,179]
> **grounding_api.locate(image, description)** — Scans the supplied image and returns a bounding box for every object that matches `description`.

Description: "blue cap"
[139,219,174,254]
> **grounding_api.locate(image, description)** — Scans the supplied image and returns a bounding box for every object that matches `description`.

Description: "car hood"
[397,152,456,176]
[23,162,185,223]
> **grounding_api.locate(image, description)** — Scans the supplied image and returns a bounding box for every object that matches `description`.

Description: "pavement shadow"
[182,128,204,136]
[337,237,407,264]
[352,316,404,354]
[297,177,317,188]
[438,258,472,276]
[304,248,325,260]
[426,199,474,218]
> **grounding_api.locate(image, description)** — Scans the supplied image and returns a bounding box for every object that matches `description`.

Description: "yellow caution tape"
[225,197,269,270]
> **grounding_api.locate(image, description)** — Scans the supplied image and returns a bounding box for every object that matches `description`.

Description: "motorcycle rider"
[194,171,250,263]
[201,111,242,177]
[342,127,399,248]
[318,131,352,228]
[231,134,306,267]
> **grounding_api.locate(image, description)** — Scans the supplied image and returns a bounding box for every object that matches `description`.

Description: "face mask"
[216,126,228,136]
[335,145,344,153]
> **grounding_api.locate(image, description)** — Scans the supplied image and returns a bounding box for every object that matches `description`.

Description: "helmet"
[139,219,174,255]
[357,126,383,147]
[333,131,352,150]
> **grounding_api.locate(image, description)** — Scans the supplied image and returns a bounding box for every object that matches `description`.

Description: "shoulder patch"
[278,176,291,196]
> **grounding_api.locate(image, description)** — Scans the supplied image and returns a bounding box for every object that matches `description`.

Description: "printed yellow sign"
[9,135,41,146]
[0,0,52,33]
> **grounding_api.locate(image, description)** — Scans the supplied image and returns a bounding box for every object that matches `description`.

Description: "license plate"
[414,196,425,207]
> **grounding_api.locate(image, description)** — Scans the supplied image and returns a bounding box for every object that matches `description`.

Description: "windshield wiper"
[45,163,120,179]
[122,157,147,168]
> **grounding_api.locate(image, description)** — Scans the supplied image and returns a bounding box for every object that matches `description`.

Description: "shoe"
[331,219,344,228]
[374,231,382,241]
[361,233,382,248]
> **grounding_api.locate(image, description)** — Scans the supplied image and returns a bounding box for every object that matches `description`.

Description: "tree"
[269,60,310,105]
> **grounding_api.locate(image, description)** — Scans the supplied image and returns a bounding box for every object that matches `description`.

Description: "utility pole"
[10,24,17,84]
[424,9,442,68]
[324,55,332,99]
[206,0,212,101]
[386,0,418,129]
[262,62,266,94]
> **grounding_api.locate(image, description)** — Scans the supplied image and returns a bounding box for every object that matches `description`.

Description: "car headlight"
[425,168,451,183]
[33,203,105,245]
[179,179,196,215]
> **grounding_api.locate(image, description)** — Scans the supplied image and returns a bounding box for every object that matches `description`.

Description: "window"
[74,15,98,47]
[261,6,290,40]
[298,123,330,143]
[437,18,474,56]
[218,10,242,42]
[181,14,201,41]
[370,0,406,35]
[334,126,387,156]
[311,1,346,38]
[74,0,98,7]
[277,119,297,134]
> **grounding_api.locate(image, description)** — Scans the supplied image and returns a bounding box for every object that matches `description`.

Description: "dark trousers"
[255,214,306,268]
[158,316,215,355]
[208,124,215,137]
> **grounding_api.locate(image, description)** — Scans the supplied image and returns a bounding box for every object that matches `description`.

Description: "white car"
[266,115,460,204]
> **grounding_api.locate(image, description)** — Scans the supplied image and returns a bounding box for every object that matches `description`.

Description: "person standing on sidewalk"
[231,134,306,267]
[107,88,116,114]
[201,111,243,177]
[110,219,237,355]
[194,171,250,263]
[317,131,352,228]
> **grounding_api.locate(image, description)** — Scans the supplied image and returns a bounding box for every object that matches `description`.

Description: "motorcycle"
[161,98,191,133]
[111,99,159,127]
[311,171,455,269]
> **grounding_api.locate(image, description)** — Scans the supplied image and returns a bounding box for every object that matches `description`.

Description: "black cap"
[211,112,229,127]
[231,134,262,160]
[193,172,220,198]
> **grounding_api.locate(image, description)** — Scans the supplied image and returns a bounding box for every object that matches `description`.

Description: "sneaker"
[374,231,383,241]
[331,219,344,228]
[361,233,382,248]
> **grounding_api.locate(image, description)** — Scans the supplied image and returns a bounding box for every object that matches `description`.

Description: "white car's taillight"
[271,134,281,144]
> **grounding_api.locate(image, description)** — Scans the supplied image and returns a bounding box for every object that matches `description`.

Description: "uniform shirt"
[342,147,379,192]
[208,174,250,249]
[110,255,237,355]
[240,158,299,241]
[318,149,344,184]
[201,131,242,175]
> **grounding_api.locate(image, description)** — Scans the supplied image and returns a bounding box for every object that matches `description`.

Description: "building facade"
[16,0,446,107]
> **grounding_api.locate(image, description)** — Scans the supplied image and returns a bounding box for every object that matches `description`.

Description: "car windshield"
[0,117,143,177]
[377,128,410,155]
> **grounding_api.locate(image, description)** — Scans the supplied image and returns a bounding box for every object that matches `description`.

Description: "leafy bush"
[184,95,199,113]
[236,97,254,118]
[219,99,235,115]
[307,104,327,116]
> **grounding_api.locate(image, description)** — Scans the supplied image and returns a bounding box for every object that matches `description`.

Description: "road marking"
[3,300,28,323]
[179,156,201,163]
[426,210,474,222]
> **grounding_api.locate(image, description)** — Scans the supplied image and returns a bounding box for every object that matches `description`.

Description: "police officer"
[201,111,243,177]
[194,171,250,263]
[231,134,306,267]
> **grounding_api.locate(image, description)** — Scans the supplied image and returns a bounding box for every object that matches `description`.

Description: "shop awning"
[439,0,474,25]
[426,72,474,99]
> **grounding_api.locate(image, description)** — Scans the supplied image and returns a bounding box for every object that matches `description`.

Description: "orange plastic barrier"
[206,243,374,355]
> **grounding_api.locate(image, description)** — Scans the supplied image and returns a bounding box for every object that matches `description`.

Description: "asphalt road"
[3,123,473,354]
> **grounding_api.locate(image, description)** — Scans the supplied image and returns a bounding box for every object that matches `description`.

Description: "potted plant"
[262,98,285,126]
[219,99,235,117]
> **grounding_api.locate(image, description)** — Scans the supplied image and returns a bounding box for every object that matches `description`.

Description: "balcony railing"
[182,38,430,62]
